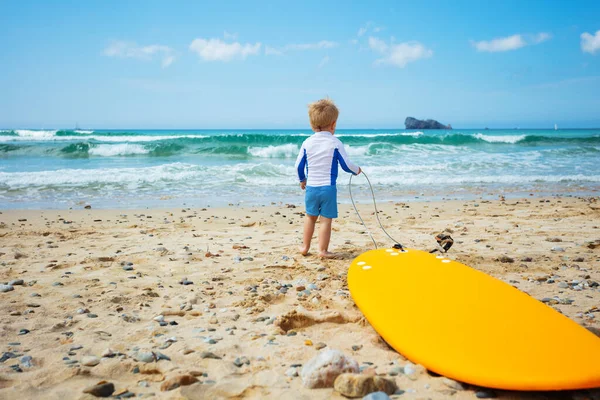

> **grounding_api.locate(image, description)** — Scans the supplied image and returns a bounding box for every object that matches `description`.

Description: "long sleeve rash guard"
[294,131,360,187]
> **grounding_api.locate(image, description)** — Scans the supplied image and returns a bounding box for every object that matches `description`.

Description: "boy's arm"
[336,142,361,175]
[294,143,308,183]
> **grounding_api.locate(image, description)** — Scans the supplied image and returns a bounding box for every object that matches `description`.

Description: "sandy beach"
[1,196,599,399]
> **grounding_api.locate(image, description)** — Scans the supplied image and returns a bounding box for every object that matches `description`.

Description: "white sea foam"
[401,131,424,137]
[0,163,202,188]
[74,130,94,134]
[473,133,526,144]
[1,160,598,208]
[247,142,404,158]
[89,144,149,156]
[15,129,58,139]
[1,160,597,191]
[0,162,297,191]
[0,134,208,142]
[345,142,439,157]
[345,145,370,156]
[346,143,477,157]
[337,131,424,138]
[248,144,299,158]
[94,135,208,142]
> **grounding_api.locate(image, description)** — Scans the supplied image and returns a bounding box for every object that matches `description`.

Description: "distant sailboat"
[554,124,558,131]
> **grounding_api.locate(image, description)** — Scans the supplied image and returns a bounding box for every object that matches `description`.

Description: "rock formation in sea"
[405,117,452,130]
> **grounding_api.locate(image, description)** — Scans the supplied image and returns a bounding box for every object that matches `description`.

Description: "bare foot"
[298,246,310,256]
[318,251,339,259]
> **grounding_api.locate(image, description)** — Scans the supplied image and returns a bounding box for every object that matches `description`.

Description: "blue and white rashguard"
[294,131,360,218]
[294,131,361,187]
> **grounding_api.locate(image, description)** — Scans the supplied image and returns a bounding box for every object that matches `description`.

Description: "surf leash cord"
[349,171,404,250]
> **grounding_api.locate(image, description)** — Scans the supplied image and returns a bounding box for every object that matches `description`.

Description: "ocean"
[0,128,598,209]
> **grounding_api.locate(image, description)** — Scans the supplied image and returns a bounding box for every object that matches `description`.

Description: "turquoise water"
[0,128,598,209]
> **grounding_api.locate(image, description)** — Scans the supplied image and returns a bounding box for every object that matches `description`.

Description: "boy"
[295,98,361,258]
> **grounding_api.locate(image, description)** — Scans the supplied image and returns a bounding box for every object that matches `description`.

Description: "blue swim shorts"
[305,185,338,219]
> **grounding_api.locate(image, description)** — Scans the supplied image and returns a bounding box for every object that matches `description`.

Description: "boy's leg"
[301,186,319,255]
[317,185,337,258]
[318,216,334,257]
[300,214,318,255]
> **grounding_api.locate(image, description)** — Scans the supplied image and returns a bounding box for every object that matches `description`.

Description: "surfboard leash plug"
[393,243,405,251]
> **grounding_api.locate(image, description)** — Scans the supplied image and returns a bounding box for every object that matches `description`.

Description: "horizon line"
[2,126,599,131]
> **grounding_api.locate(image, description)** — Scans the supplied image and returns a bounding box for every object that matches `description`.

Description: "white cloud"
[368,37,432,68]
[357,22,383,38]
[189,38,261,62]
[368,37,388,53]
[381,43,433,67]
[318,56,330,68]
[349,39,358,45]
[161,55,175,68]
[471,32,551,52]
[223,31,238,40]
[357,21,373,37]
[532,32,552,44]
[284,41,338,51]
[581,30,600,54]
[104,41,176,68]
[265,46,283,56]
[471,34,526,52]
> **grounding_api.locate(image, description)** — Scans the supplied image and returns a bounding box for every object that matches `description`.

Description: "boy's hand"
[300,180,306,190]
[357,167,362,175]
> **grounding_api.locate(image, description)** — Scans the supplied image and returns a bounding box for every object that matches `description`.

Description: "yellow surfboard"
[348,248,600,391]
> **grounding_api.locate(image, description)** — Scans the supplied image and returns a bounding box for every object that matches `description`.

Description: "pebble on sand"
[442,377,468,390]
[233,356,250,367]
[1,284,14,293]
[498,255,514,263]
[333,373,398,397]
[475,390,497,398]
[403,362,426,380]
[82,356,101,367]
[133,351,156,363]
[83,381,115,397]
[300,349,359,389]
[200,351,222,360]
[20,355,33,368]
[160,374,199,391]
[101,349,115,358]
[362,392,392,400]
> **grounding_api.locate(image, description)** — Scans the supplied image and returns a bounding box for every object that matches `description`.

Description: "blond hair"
[308,98,339,131]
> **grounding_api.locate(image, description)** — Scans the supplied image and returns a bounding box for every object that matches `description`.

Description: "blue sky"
[1,0,599,129]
